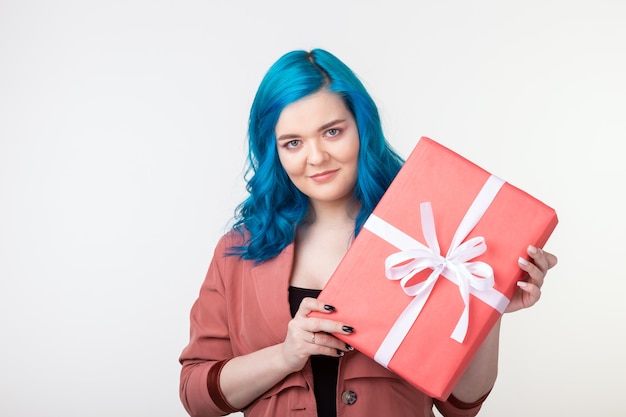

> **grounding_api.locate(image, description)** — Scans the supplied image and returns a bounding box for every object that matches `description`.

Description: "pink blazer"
[179,232,485,417]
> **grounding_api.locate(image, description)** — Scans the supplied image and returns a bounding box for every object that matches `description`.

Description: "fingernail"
[336,349,345,356]
[324,304,336,312]
[528,245,538,255]
[518,256,529,266]
[517,281,528,287]
[346,343,354,351]
[342,325,354,333]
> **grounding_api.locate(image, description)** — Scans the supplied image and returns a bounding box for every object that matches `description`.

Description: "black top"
[288,286,339,417]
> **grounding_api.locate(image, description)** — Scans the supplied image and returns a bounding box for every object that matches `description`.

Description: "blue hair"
[229,49,404,262]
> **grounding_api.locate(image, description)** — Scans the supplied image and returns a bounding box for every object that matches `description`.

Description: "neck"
[306,198,359,229]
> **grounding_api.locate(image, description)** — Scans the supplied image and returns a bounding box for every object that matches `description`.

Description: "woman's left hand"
[505,245,558,313]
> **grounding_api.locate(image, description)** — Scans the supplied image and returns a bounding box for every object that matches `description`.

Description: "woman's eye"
[326,128,341,137]
[285,140,300,148]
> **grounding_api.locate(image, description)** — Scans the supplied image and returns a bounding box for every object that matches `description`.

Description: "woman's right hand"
[281,297,354,372]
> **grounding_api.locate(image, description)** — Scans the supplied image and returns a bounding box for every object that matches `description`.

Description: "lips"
[309,169,339,183]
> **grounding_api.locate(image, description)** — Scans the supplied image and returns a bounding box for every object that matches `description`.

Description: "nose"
[306,140,329,165]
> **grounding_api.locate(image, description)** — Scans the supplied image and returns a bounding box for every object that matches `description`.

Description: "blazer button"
[341,390,357,405]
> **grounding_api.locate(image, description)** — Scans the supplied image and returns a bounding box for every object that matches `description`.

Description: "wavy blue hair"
[230,49,404,262]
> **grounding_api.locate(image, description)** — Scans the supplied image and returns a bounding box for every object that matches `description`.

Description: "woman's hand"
[505,245,558,313]
[280,297,353,372]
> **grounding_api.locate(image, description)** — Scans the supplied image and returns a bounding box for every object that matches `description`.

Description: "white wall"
[1,1,623,416]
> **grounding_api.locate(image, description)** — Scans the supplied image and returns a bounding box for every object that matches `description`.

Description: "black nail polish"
[324,304,336,312]
[346,343,354,351]
[336,349,344,356]
[342,325,354,333]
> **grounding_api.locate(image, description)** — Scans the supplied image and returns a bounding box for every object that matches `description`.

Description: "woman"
[179,49,558,417]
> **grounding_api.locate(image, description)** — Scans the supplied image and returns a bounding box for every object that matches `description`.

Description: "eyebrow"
[276,119,347,142]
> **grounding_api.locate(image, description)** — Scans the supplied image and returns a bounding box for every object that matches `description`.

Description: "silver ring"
[311,333,316,344]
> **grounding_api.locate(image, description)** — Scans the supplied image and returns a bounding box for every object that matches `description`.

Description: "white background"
[1,1,624,416]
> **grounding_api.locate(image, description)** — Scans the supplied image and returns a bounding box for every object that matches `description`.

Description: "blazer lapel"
[250,243,295,343]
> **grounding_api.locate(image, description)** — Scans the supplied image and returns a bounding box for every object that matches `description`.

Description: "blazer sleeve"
[433,390,491,417]
[179,235,237,417]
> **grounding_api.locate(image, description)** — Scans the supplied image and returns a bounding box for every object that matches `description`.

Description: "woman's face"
[275,90,360,208]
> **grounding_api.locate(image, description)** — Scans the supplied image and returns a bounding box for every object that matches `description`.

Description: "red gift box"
[310,136,558,400]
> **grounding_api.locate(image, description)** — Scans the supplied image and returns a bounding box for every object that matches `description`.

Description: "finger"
[518,256,545,288]
[295,297,336,318]
[527,246,558,273]
[306,315,355,336]
[544,251,558,270]
[309,331,353,356]
[516,280,541,308]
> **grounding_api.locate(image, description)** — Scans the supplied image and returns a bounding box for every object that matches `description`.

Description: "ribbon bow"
[384,201,495,344]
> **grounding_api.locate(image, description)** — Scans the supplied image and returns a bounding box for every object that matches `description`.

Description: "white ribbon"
[365,175,511,368]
